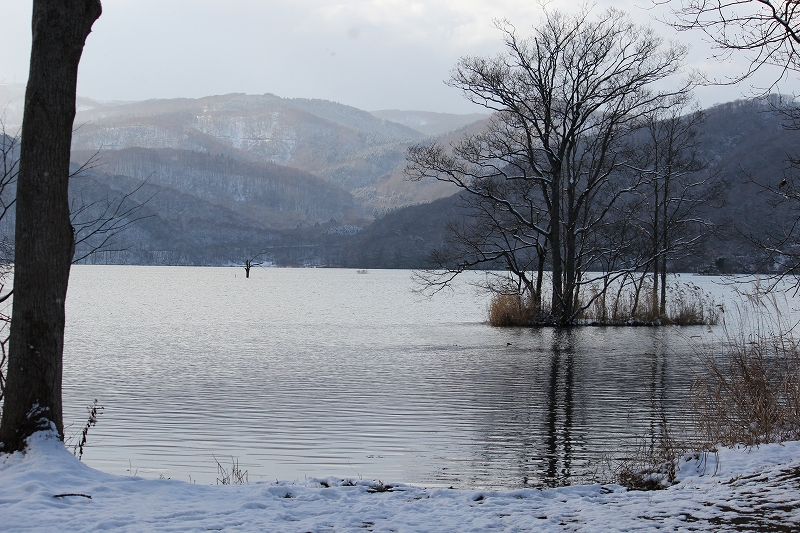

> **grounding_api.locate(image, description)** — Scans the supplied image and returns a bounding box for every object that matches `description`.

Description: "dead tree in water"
[244,253,265,278]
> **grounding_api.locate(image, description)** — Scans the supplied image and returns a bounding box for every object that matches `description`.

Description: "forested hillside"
[69,92,441,213]
[3,85,798,270]
[71,147,359,229]
[342,98,800,274]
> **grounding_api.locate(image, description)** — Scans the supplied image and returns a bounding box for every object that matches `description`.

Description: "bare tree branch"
[407,6,692,325]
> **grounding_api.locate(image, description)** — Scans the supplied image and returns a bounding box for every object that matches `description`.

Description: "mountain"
[69,169,280,265]
[70,92,438,213]
[0,84,26,132]
[4,86,475,214]
[689,97,800,271]
[369,110,489,136]
[340,98,800,273]
[0,83,114,130]
[72,147,360,230]
[5,86,798,270]
[337,193,464,269]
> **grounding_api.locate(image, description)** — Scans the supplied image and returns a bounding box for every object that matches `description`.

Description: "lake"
[61,266,735,488]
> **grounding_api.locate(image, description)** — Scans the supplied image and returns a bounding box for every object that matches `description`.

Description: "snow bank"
[2,432,800,532]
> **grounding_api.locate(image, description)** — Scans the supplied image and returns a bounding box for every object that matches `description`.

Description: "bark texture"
[0,0,101,452]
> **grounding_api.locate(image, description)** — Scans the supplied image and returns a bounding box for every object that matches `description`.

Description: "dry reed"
[579,279,717,326]
[692,290,800,446]
[488,293,542,327]
[214,455,249,485]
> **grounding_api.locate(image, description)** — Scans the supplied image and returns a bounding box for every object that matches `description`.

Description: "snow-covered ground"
[2,432,799,532]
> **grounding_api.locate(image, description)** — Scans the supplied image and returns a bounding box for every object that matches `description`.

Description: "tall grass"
[692,289,800,446]
[69,400,103,461]
[609,285,800,491]
[213,455,249,485]
[581,279,717,326]
[488,276,718,327]
[613,421,690,490]
[488,293,545,327]
[665,282,718,326]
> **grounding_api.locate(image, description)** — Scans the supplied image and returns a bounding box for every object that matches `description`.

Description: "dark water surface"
[62,266,723,487]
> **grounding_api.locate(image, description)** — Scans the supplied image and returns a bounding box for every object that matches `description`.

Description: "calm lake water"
[61,266,739,488]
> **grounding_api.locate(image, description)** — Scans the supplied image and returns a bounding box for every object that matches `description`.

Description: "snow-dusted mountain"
[4,86,471,214]
[13,87,793,271]
[0,87,489,265]
[70,92,438,211]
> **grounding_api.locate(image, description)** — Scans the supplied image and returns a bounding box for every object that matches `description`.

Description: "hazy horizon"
[2,1,796,115]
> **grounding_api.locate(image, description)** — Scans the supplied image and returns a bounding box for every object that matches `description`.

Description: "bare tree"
[414,179,550,313]
[0,0,102,452]
[243,252,264,278]
[665,0,800,84]
[407,7,691,325]
[0,127,19,408]
[0,128,19,240]
[666,1,800,285]
[0,131,152,419]
[628,97,720,315]
[68,159,155,264]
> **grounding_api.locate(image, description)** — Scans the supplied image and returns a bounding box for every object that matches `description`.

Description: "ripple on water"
[63,266,728,487]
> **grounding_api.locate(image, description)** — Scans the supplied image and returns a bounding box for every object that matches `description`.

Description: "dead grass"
[611,409,708,491]
[614,285,800,490]
[581,283,659,325]
[213,455,249,485]
[488,293,543,327]
[692,290,800,446]
[614,438,684,490]
[63,399,103,461]
[665,282,719,326]
[580,279,718,326]
[69,400,103,461]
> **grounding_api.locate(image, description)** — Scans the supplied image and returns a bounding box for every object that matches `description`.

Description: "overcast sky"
[0,0,795,114]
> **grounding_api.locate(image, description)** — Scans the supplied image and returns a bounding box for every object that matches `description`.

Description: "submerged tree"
[407,7,691,325]
[0,0,102,452]
[243,251,266,278]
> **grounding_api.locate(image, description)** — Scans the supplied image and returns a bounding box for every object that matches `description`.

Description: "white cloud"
[298,0,542,52]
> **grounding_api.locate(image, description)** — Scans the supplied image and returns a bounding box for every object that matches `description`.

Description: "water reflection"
[543,329,575,487]
[440,326,707,489]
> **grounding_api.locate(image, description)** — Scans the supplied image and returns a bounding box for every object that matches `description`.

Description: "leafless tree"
[666,1,800,286]
[0,0,102,452]
[0,126,19,407]
[627,96,720,315]
[0,133,154,412]
[69,155,155,264]
[407,7,691,325]
[243,251,265,278]
[664,0,800,84]
[413,178,550,313]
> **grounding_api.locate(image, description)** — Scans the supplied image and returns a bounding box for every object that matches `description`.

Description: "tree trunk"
[660,168,671,316]
[549,174,563,323]
[535,241,546,312]
[0,0,102,452]
[562,187,578,325]
[652,171,660,317]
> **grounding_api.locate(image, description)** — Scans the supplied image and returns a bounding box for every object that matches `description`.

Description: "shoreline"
[2,432,799,532]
